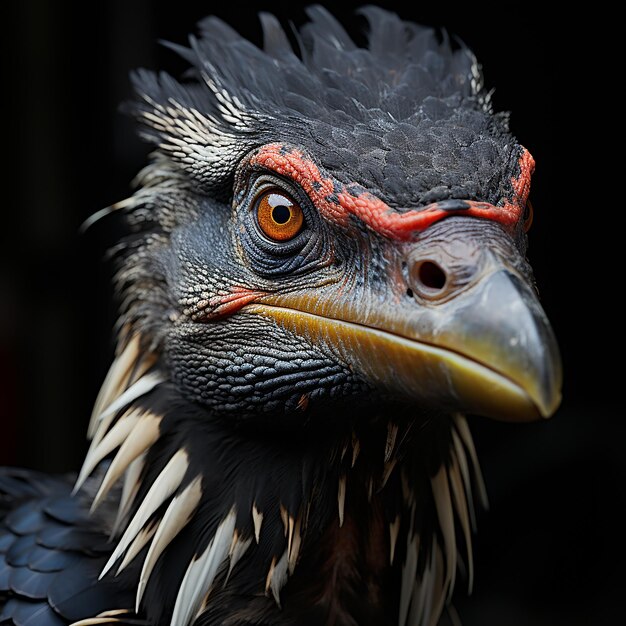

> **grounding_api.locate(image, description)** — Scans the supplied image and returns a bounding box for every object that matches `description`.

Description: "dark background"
[1,2,623,624]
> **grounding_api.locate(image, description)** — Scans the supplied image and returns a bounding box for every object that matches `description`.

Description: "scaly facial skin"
[138,141,563,428]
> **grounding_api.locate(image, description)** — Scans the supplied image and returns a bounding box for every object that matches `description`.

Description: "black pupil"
[272,205,291,224]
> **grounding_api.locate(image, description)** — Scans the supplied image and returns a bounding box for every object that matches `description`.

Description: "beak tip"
[538,390,562,419]
[537,350,563,419]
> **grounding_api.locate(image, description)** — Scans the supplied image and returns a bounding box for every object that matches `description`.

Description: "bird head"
[120,9,560,427]
[77,8,562,625]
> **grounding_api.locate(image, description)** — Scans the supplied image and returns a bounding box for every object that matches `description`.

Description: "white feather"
[252,504,263,544]
[94,371,164,432]
[451,430,477,530]
[74,409,141,493]
[408,537,436,626]
[115,521,158,575]
[447,458,474,593]
[225,535,252,584]
[99,449,189,579]
[110,453,147,538]
[431,466,456,598]
[88,334,141,438]
[454,414,488,508]
[427,545,446,626]
[171,509,237,626]
[288,515,302,575]
[90,413,162,512]
[135,476,203,611]
[338,476,346,527]
[268,548,289,607]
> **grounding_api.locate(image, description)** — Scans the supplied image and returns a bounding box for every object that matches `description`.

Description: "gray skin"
[158,195,523,418]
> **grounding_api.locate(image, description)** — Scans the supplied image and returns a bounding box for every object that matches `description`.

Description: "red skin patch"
[509,147,534,211]
[197,286,265,320]
[248,143,534,241]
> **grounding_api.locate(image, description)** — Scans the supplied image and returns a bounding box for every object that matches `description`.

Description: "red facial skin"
[248,143,534,241]
[195,286,266,320]
[211,144,534,317]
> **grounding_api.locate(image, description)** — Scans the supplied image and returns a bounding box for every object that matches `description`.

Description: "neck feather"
[75,333,486,626]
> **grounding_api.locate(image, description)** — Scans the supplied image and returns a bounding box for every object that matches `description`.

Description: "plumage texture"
[132,6,519,215]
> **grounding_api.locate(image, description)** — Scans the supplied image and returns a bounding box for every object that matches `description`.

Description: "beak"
[246,225,562,421]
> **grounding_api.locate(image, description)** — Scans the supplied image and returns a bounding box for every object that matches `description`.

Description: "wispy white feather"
[93,371,164,436]
[74,409,142,493]
[454,414,488,508]
[225,534,252,584]
[426,544,445,626]
[408,537,437,626]
[171,509,237,626]
[91,412,162,512]
[252,504,263,544]
[338,475,346,527]
[136,475,203,611]
[447,457,474,592]
[115,520,158,575]
[100,449,189,579]
[288,515,302,575]
[267,548,289,607]
[110,453,147,538]
[431,466,456,599]
[88,334,141,438]
[451,430,477,530]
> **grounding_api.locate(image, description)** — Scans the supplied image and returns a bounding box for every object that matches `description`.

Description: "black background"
[1,2,623,624]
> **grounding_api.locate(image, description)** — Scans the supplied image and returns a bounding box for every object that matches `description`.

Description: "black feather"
[129,6,521,210]
[0,469,134,624]
[259,13,293,59]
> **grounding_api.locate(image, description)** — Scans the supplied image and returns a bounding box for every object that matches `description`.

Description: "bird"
[0,6,562,626]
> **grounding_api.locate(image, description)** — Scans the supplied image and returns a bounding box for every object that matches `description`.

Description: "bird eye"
[255,189,304,241]
[523,199,534,232]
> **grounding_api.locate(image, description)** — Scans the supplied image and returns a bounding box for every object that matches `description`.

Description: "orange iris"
[256,190,304,241]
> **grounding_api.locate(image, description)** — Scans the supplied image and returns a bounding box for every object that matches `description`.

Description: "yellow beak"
[246,269,562,422]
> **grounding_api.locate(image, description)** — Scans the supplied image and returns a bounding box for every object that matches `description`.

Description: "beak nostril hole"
[416,261,447,292]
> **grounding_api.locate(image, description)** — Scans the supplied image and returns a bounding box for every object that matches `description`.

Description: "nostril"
[418,261,447,290]
[412,260,448,295]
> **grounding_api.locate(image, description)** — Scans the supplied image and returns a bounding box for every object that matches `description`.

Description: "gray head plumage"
[131,7,521,209]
